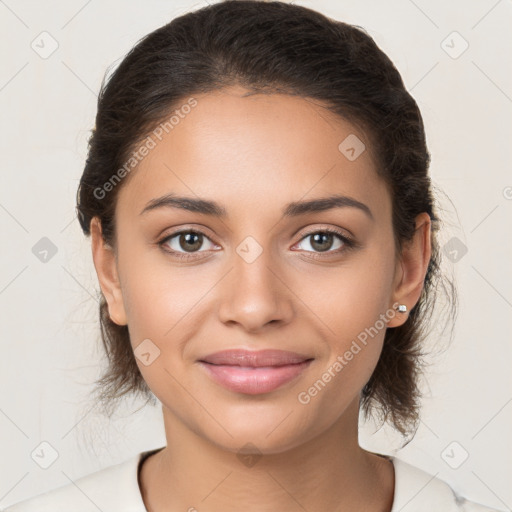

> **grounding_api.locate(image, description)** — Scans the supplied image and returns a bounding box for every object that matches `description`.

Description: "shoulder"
[391,457,503,512]
[2,452,147,512]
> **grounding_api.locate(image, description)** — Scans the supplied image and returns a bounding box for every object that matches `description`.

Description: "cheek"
[123,274,190,345]
[116,242,187,344]
[119,266,199,399]
[310,246,394,332]
[307,241,396,382]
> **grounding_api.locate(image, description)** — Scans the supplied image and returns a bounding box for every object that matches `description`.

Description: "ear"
[387,212,432,328]
[90,217,128,326]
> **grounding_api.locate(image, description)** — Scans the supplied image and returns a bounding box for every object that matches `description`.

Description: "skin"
[91,85,431,511]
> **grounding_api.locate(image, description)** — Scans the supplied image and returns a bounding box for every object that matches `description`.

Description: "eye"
[292,228,355,255]
[158,230,218,259]
[158,227,356,261]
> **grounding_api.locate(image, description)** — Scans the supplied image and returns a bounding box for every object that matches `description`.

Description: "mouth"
[199,348,312,366]
[198,349,314,395]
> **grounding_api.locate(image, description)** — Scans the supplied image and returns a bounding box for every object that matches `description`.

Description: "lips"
[199,349,312,367]
[198,349,314,395]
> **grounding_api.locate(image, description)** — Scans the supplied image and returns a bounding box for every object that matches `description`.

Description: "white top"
[3,448,502,512]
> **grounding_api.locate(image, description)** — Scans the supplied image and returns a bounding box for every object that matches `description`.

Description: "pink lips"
[198,349,313,395]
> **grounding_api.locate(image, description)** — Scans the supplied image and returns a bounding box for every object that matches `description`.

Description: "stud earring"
[396,304,408,313]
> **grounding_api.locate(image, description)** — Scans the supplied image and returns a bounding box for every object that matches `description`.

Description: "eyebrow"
[139,193,373,220]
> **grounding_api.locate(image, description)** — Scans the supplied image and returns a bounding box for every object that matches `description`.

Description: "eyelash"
[157,227,356,262]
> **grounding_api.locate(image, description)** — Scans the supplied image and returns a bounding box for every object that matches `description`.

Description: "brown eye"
[160,230,217,256]
[295,229,350,254]
[309,232,336,252]
[178,232,203,252]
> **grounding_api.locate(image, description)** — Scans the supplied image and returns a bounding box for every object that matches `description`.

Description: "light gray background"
[1,0,511,509]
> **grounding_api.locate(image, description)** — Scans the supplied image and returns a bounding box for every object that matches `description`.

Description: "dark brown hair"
[76,0,456,438]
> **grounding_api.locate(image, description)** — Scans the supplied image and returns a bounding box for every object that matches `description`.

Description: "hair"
[76,0,456,439]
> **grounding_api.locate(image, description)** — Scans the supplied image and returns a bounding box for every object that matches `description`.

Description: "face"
[92,85,429,454]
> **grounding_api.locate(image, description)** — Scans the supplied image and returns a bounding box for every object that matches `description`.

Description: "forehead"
[116,86,390,223]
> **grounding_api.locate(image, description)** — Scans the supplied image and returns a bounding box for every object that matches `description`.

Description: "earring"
[396,304,408,313]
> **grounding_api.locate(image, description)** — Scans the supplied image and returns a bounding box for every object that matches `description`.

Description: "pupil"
[311,232,332,252]
[181,232,202,252]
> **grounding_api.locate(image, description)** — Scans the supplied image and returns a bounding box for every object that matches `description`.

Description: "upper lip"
[199,349,313,367]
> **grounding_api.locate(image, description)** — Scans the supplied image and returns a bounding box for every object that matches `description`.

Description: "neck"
[139,398,395,512]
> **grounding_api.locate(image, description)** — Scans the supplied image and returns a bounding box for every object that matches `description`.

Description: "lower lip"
[198,360,313,395]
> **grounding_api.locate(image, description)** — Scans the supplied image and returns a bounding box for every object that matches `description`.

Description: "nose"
[217,243,294,333]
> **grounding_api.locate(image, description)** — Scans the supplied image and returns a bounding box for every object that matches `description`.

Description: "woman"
[5,1,502,510]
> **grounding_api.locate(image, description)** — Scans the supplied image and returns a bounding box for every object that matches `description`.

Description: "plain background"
[0,0,511,509]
